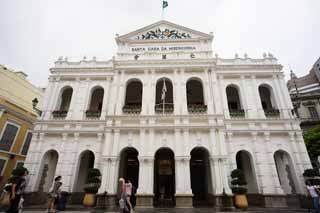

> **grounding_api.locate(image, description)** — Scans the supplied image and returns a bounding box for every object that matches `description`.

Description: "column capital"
[175,156,191,162]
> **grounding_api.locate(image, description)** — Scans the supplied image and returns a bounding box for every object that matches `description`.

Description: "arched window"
[155,78,173,113]
[187,79,207,113]
[52,87,73,118]
[86,87,104,118]
[123,80,143,114]
[226,85,244,117]
[258,85,279,117]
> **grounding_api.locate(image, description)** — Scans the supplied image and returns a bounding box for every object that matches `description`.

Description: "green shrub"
[230,169,247,195]
[84,168,101,194]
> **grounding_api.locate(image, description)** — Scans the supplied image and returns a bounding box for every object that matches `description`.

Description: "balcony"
[264,108,280,118]
[229,109,245,118]
[188,104,207,113]
[52,110,68,118]
[155,103,174,114]
[85,110,101,118]
[122,104,142,114]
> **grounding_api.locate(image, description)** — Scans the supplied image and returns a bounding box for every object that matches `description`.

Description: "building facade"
[25,21,312,208]
[287,57,320,131]
[0,65,43,188]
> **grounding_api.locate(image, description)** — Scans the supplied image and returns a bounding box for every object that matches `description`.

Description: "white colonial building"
[25,20,312,209]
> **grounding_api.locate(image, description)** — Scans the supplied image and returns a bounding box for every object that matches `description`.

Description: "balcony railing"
[122,104,142,114]
[264,108,280,118]
[155,103,174,113]
[52,110,68,118]
[85,110,101,118]
[229,109,245,118]
[188,104,207,113]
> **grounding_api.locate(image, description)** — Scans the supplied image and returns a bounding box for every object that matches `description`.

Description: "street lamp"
[32,98,42,116]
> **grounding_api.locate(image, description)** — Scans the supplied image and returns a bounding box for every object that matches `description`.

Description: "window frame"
[0,121,21,153]
[19,130,33,155]
[0,156,9,176]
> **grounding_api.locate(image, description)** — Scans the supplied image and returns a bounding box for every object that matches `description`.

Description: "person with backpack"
[6,168,26,213]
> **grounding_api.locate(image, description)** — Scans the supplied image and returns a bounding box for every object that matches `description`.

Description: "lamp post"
[32,98,42,116]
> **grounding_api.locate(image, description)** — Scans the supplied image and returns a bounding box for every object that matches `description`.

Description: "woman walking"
[48,176,62,213]
[119,178,130,213]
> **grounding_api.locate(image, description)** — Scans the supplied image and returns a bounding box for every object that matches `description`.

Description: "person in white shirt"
[306,180,320,212]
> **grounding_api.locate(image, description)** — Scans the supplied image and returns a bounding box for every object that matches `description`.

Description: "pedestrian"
[125,179,134,213]
[130,182,137,208]
[47,176,62,213]
[118,178,129,213]
[18,169,29,213]
[6,168,26,213]
[306,180,320,213]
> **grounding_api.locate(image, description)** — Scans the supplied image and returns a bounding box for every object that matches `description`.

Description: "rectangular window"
[21,132,32,155]
[308,107,319,119]
[0,123,19,152]
[15,162,24,169]
[0,159,6,175]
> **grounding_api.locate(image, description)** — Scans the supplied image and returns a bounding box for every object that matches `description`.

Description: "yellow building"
[0,64,43,188]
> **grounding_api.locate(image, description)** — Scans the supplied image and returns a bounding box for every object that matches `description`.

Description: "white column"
[287,132,304,194]
[239,75,249,118]
[137,157,154,194]
[173,69,180,115]
[278,74,293,118]
[251,75,264,118]
[250,132,262,193]
[116,71,125,115]
[46,78,60,119]
[104,157,119,194]
[217,75,229,118]
[100,77,111,119]
[108,73,120,115]
[67,80,80,120]
[111,129,121,156]
[175,157,192,194]
[211,70,222,114]
[204,68,214,114]
[141,70,149,115]
[180,69,188,115]
[271,75,286,118]
[69,133,79,192]
[149,70,156,115]
[41,78,54,119]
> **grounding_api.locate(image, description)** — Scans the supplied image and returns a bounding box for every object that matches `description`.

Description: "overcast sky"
[0,0,319,87]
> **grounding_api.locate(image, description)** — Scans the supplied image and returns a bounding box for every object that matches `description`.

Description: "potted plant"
[231,169,248,209]
[83,168,102,207]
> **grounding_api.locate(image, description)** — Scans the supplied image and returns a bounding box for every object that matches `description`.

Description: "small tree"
[303,168,320,185]
[83,168,101,194]
[304,125,320,168]
[231,169,247,195]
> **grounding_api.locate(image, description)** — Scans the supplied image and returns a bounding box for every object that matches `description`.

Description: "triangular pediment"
[116,20,213,43]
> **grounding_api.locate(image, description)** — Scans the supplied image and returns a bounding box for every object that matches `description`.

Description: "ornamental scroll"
[137,28,192,40]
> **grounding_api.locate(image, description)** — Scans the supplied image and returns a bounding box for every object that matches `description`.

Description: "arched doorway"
[155,78,174,113]
[38,150,59,192]
[154,148,175,207]
[274,150,298,194]
[73,150,95,192]
[236,151,259,194]
[57,87,73,111]
[190,147,213,207]
[118,147,139,189]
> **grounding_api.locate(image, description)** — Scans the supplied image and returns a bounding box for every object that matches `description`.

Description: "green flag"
[163,0,168,9]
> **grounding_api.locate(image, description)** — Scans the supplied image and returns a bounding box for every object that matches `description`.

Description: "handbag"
[119,198,125,209]
[0,191,11,207]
